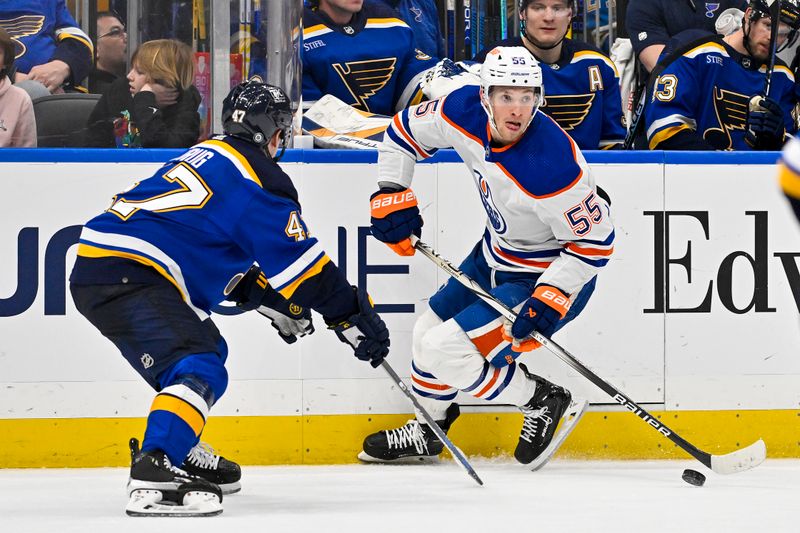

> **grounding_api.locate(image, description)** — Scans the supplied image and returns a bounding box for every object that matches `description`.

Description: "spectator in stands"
[0,28,36,147]
[85,39,201,148]
[473,0,625,150]
[0,0,93,94]
[374,0,445,58]
[302,0,437,115]
[626,0,747,73]
[645,0,800,151]
[88,11,127,94]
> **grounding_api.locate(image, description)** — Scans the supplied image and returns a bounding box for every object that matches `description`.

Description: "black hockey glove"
[257,300,314,345]
[745,95,785,150]
[370,186,422,256]
[224,264,269,311]
[328,287,390,367]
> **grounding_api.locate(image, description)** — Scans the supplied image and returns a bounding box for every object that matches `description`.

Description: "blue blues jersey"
[0,0,93,85]
[301,0,438,114]
[627,0,746,57]
[474,38,625,150]
[373,0,445,58]
[645,37,796,150]
[72,136,351,321]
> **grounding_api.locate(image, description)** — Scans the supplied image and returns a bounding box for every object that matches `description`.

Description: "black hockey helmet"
[746,0,800,51]
[222,81,294,159]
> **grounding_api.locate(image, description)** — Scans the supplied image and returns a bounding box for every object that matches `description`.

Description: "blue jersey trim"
[0,148,783,165]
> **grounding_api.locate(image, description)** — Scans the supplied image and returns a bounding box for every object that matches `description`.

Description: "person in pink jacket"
[0,28,37,147]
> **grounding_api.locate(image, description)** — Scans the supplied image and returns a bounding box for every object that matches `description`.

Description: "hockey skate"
[515,364,587,470]
[358,403,460,463]
[181,441,242,495]
[126,438,223,517]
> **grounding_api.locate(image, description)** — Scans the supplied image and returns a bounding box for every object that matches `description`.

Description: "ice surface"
[0,459,797,533]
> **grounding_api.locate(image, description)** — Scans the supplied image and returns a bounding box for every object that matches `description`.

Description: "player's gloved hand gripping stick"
[410,236,767,476]
[224,265,314,344]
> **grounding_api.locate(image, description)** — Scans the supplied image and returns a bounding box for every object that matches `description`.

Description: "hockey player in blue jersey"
[70,81,391,517]
[473,0,626,150]
[359,47,615,467]
[0,0,93,92]
[645,0,800,151]
[302,0,438,115]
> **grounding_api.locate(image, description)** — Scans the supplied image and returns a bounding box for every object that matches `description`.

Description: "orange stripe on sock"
[411,375,453,391]
[475,367,501,398]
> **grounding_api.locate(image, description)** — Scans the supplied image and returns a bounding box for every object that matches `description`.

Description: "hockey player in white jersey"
[359,46,615,466]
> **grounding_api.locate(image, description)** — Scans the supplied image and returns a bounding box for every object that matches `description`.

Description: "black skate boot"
[514,364,573,465]
[126,438,223,517]
[358,403,460,463]
[181,442,242,495]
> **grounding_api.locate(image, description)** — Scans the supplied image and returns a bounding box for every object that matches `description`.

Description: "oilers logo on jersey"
[475,170,507,234]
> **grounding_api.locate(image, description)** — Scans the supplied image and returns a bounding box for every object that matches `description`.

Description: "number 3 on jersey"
[285,211,307,241]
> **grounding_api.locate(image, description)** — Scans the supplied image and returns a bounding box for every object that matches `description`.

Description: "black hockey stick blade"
[379,360,484,486]
[411,236,766,475]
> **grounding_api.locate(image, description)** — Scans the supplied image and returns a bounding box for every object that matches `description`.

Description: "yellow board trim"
[150,395,205,437]
[0,410,797,468]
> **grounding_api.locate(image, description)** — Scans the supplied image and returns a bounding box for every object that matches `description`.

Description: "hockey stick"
[764,0,782,97]
[410,236,767,476]
[380,360,484,486]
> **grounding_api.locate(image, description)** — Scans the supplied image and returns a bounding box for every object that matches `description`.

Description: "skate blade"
[220,481,241,495]
[125,489,223,517]
[357,450,441,464]
[530,398,589,472]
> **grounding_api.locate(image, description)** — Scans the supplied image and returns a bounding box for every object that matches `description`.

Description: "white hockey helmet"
[479,46,544,135]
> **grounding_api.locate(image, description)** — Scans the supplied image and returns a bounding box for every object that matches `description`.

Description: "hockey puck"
[681,468,706,487]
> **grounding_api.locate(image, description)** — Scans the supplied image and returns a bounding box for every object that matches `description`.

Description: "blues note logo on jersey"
[1,15,45,59]
[475,171,507,234]
[332,58,396,111]
[704,87,748,149]
[542,94,596,131]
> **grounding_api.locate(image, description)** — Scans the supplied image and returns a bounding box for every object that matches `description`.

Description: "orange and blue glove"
[369,186,422,256]
[502,285,571,352]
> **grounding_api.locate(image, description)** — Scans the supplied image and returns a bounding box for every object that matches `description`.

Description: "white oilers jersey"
[378,85,615,295]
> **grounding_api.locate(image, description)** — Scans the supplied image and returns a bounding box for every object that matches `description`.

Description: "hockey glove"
[420,58,481,100]
[224,264,269,311]
[328,287,390,367]
[502,285,571,353]
[257,300,314,344]
[370,186,422,256]
[745,95,785,150]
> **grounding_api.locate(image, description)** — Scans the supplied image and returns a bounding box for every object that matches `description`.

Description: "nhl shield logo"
[141,353,154,369]
[343,25,355,34]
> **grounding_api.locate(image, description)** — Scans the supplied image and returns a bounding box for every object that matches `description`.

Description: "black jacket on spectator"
[87,68,118,95]
[84,76,201,148]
